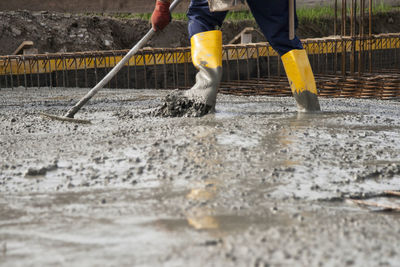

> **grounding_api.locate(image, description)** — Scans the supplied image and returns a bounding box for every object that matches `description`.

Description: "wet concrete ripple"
[1,88,400,266]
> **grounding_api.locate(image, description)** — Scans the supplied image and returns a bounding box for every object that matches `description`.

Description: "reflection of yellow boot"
[281,49,321,112]
[184,30,223,111]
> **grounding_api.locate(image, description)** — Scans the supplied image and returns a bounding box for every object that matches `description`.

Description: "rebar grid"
[0,33,399,99]
[220,71,400,100]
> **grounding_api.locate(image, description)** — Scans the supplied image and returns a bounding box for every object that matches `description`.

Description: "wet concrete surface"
[1,87,400,266]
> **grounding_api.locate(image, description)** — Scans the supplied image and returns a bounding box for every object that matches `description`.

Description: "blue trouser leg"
[246,0,303,55]
[187,0,227,38]
[187,0,303,56]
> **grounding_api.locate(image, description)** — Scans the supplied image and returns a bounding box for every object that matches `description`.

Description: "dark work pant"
[187,0,303,55]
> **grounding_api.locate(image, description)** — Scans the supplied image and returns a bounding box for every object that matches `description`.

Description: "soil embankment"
[0,0,398,13]
[1,10,400,55]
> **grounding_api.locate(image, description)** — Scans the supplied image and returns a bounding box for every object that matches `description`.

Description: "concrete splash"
[153,90,213,117]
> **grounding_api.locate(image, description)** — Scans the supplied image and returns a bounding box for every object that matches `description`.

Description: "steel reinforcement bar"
[219,72,400,100]
[0,34,400,99]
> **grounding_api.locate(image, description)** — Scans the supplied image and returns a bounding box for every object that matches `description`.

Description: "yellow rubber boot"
[184,30,223,111]
[281,49,321,112]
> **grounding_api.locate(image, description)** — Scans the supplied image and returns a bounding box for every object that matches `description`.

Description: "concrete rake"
[41,0,183,124]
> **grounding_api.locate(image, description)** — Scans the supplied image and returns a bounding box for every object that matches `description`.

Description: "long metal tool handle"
[289,0,295,40]
[65,0,183,118]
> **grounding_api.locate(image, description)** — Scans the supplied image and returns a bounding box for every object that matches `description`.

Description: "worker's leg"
[187,0,228,38]
[246,0,302,55]
[157,1,226,116]
[180,1,226,111]
[247,0,320,111]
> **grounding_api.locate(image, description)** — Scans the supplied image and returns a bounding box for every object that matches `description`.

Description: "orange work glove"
[151,0,171,31]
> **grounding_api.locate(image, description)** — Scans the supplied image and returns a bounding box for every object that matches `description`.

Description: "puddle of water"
[216,133,259,148]
[146,213,293,234]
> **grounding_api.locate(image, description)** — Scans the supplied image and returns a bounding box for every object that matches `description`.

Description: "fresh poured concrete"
[1,87,400,266]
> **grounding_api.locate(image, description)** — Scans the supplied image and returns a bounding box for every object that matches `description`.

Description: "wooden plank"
[13,41,34,55]
[229,27,254,44]
[350,199,400,212]
[385,190,400,197]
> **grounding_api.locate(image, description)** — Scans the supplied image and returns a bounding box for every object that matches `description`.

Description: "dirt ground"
[2,0,397,13]
[1,0,399,14]
[1,87,400,266]
[1,10,400,55]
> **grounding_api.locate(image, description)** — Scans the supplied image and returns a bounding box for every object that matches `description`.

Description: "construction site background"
[0,0,398,13]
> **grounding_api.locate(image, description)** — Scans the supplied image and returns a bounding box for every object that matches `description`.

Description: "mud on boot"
[153,90,213,117]
[153,30,222,118]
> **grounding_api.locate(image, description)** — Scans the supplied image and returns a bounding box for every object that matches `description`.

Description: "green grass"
[297,3,400,21]
[373,2,400,13]
[110,10,256,21]
[297,6,336,20]
[225,10,253,20]
[102,3,400,22]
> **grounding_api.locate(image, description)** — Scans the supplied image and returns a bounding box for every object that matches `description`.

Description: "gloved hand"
[151,0,171,31]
